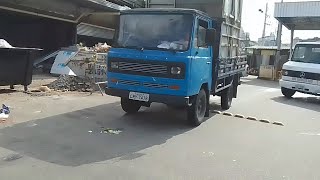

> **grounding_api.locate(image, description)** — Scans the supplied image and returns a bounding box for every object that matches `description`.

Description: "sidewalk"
[0,74,117,127]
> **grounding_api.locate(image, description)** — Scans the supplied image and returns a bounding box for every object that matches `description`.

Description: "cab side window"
[197,19,209,48]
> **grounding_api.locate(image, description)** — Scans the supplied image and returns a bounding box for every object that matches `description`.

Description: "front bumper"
[280,79,320,95]
[105,88,190,106]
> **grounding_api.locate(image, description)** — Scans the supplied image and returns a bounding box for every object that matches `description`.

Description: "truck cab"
[106,8,246,126]
[280,42,320,97]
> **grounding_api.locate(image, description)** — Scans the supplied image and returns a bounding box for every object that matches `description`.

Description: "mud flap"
[233,75,239,98]
[205,90,210,117]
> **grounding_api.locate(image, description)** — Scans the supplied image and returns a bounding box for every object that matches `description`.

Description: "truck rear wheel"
[281,87,295,98]
[221,85,233,110]
[121,98,141,113]
[188,89,207,126]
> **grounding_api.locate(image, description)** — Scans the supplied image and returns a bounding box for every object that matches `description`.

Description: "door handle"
[206,62,211,64]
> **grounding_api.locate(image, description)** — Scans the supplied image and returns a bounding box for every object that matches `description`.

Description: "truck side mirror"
[206,28,216,46]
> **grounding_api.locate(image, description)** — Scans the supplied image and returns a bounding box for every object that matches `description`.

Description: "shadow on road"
[0,102,198,167]
[0,89,17,94]
[209,101,222,111]
[272,96,320,112]
[241,76,279,89]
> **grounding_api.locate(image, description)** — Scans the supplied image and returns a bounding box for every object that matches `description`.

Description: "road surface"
[0,76,320,180]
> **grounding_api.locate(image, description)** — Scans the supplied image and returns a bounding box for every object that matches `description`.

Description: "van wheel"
[281,87,295,98]
[121,98,141,113]
[221,85,233,110]
[188,89,207,126]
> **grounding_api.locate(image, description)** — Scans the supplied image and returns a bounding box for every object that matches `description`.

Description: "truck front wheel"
[281,87,295,98]
[188,89,207,126]
[221,85,233,110]
[121,98,141,113]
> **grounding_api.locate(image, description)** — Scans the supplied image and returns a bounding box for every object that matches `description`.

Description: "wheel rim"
[196,94,206,119]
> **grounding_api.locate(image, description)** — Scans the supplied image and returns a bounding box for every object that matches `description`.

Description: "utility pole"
[275,0,284,80]
[262,3,268,40]
[259,3,269,45]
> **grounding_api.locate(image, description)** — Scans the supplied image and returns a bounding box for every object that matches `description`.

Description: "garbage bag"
[0,39,13,48]
[0,104,10,119]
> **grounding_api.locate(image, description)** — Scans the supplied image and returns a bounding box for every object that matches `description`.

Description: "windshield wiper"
[118,45,145,51]
[292,59,303,62]
[117,45,181,53]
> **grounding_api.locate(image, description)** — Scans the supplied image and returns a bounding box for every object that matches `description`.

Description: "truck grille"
[116,79,168,89]
[118,79,140,86]
[118,62,168,74]
[143,82,168,89]
[286,70,320,81]
[108,58,185,79]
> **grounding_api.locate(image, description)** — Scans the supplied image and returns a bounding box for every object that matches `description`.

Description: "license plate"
[297,78,306,83]
[129,92,149,102]
[296,84,304,90]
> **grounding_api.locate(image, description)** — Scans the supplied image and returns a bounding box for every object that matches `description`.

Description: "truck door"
[190,18,212,94]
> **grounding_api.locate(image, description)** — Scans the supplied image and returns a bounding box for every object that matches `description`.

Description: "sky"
[242,0,320,43]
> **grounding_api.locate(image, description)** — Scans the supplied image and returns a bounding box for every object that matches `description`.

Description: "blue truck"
[106,7,246,126]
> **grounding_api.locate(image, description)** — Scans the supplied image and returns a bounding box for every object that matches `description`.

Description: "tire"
[281,87,295,98]
[121,98,141,113]
[221,85,233,110]
[187,89,207,126]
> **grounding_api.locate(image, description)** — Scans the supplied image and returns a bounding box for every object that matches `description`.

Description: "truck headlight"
[171,67,182,75]
[111,62,119,69]
[282,69,289,76]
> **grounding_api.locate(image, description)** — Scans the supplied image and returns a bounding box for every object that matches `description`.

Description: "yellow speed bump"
[234,114,245,118]
[212,110,222,114]
[272,121,284,126]
[247,116,258,121]
[259,119,271,124]
[223,112,233,117]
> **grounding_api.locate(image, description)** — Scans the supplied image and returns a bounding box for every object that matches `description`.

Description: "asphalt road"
[1,76,320,180]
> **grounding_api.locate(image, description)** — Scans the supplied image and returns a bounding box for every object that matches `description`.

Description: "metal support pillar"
[274,0,283,80]
[290,28,294,58]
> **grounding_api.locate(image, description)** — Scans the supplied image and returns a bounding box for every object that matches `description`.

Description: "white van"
[280,42,320,98]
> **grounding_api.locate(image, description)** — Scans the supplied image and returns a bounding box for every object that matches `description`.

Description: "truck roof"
[121,8,211,19]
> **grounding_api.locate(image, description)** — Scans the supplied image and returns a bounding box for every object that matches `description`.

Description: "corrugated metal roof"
[147,0,175,8]
[274,1,320,18]
[77,23,115,40]
[0,0,129,22]
[109,0,145,8]
[274,1,320,30]
[85,0,130,11]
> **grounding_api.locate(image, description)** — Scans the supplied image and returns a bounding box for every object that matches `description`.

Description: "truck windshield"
[292,44,320,64]
[115,14,193,51]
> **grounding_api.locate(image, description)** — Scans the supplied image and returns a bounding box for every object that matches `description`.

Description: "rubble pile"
[94,43,111,53]
[48,75,93,92]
